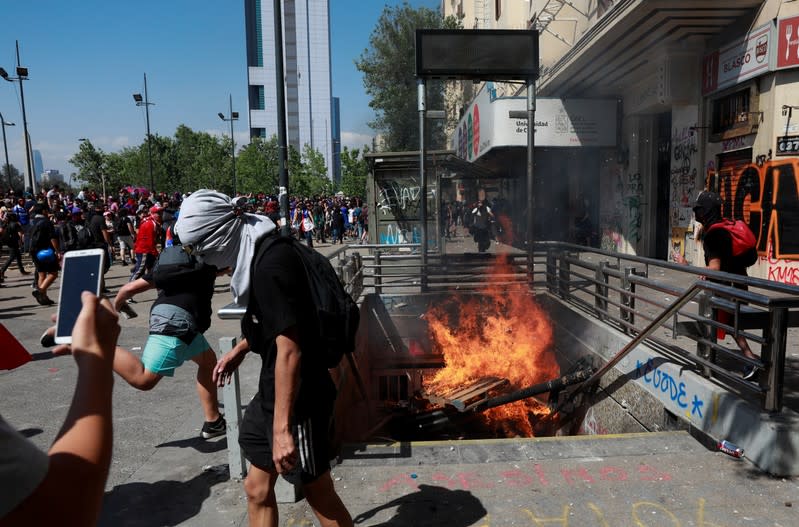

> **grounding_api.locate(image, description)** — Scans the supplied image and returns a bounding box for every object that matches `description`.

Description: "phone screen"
[55,252,103,341]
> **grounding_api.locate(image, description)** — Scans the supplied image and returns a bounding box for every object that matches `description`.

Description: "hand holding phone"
[54,291,120,361]
[55,249,105,345]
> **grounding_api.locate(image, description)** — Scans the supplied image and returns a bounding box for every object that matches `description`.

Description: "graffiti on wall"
[378,224,420,245]
[377,178,422,217]
[761,242,799,285]
[599,168,643,252]
[671,127,697,227]
[715,158,799,260]
[376,176,435,246]
[621,172,644,243]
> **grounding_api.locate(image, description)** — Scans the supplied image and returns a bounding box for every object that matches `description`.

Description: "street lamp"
[78,138,106,203]
[0,112,14,190]
[132,73,155,194]
[218,94,239,196]
[0,43,35,194]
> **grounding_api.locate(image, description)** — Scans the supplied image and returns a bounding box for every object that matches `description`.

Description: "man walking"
[130,205,162,282]
[678,190,759,380]
[175,190,352,527]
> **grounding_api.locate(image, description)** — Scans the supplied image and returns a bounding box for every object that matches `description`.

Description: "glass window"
[711,89,750,135]
[255,0,263,67]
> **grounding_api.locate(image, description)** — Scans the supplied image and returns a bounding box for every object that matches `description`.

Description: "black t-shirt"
[243,240,335,412]
[2,221,21,246]
[703,225,748,277]
[116,216,132,236]
[144,263,217,333]
[88,214,106,246]
[30,217,57,251]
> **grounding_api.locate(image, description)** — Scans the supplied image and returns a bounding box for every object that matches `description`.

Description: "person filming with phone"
[1,292,120,525]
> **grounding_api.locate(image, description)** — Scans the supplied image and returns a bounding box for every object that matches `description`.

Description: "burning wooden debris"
[393,368,594,438]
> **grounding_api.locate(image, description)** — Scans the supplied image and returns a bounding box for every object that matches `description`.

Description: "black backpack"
[247,235,360,368]
[151,244,202,290]
[27,219,51,251]
[62,223,95,251]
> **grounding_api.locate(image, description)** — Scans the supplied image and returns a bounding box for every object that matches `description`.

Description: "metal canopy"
[537,0,763,97]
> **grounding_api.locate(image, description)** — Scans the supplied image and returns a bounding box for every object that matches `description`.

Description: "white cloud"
[107,136,131,148]
[341,131,374,150]
[204,129,250,146]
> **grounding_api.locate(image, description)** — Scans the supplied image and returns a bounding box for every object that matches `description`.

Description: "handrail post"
[546,248,557,294]
[218,336,246,480]
[696,291,715,377]
[558,251,570,301]
[763,307,788,412]
[621,267,636,334]
[374,250,383,295]
[595,261,609,321]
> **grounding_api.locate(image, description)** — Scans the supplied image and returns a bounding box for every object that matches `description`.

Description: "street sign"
[416,30,539,81]
[776,135,799,155]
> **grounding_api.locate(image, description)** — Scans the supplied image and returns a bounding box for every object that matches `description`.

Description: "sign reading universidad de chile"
[451,84,617,161]
[702,22,773,95]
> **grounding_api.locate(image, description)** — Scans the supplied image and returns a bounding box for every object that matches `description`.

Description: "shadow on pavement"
[156,436,228,454]
[98,466,229,527]
[352,484,487,526]
[18,427,43,438]
[30,351,55,361]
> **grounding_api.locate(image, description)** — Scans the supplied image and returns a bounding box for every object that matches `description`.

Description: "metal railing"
[338,241,799,413]
[218,239,799,484]
[539,242,799,412]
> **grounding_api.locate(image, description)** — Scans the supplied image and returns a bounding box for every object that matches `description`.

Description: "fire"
[425,254,559,437]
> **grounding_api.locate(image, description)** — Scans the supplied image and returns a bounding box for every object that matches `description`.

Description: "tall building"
[32,149,44,185]
[245,0,335,180]
[331,96,341,184]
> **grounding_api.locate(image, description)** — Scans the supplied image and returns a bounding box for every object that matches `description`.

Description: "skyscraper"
[245,0,335,180]
[32,149,43,185]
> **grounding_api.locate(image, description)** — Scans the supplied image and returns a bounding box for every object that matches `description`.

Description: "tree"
[237,136,280,195]
[69,140,106,192]
[356,3,461,151]
[291,144,333,197]
[1,163,24,193]
[340,146,370,199]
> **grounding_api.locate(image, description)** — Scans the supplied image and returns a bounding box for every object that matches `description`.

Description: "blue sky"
[0,0,438,182]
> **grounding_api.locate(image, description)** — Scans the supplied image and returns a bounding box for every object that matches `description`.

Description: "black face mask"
[693,191,722,226]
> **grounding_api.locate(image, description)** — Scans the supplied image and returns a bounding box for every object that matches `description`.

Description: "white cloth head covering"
[174,189,275,304]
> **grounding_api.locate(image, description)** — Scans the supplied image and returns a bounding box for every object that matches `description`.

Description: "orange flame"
[425,254,559,436]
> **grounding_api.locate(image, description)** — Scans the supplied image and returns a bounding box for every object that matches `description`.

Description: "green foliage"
[69,127,333,197]
[291,144,333,198]
[339,146,370,199]
[237,136,280,194]
[356,2,459,151]
[69,139,106,192]
[1,163,24,193]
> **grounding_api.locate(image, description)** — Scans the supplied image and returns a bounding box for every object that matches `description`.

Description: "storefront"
[450,83,617,247]
[701,12,799,283]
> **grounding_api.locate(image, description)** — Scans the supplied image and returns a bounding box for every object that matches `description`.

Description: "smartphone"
[54,248,105,345]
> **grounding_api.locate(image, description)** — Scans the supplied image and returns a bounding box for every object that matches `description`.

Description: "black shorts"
[239,393,334,485]
[31,253,59,274]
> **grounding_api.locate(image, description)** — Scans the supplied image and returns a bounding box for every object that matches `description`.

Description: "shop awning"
[538,0,764,97]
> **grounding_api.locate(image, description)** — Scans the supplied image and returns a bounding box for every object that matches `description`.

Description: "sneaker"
[40,329,56,348]
[32,289,47,306]
[742,365,758,381]
[201,416,226,439]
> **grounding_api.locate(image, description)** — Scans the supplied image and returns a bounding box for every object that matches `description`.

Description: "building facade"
[244,0,336,180]
[442,0,799,286]
[32,149,43,186]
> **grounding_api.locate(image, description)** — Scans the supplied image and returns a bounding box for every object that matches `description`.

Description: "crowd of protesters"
[0,184,370,305]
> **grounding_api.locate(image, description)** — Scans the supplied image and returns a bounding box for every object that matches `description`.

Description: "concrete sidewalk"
[2,237,797,526]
